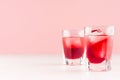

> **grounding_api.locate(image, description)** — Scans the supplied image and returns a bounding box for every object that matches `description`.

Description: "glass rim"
[62,29,84,37]
[62,29,83,32]
[84,25,115,36]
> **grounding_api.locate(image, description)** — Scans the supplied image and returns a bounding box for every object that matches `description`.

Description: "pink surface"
[0,0,119,54]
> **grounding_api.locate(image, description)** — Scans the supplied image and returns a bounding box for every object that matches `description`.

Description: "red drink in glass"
[85,26,114,71]
[86,35,113,64]
[62,30,85,65]
[63,37,84,59]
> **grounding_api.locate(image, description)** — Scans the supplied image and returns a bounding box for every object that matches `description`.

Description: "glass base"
[65,58,83,66]
[88,60,111,72]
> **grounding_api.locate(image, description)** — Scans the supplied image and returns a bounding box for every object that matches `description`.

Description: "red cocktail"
[86,35,113,64]
[85,26,114,71]
[63,37,84,59]
[62,30,84,65]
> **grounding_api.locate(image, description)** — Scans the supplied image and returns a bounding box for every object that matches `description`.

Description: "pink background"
[0,0,120,54]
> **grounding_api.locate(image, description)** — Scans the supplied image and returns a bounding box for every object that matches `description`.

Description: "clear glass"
[85,26,114,71]
[62,30,85,65]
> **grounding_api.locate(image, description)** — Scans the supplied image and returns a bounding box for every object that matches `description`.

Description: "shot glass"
[62,30,85,65]
[85,26,114,71]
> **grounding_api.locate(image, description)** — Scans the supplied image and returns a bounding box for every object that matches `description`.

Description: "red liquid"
[62,37,84,59]
[86,35,113,63]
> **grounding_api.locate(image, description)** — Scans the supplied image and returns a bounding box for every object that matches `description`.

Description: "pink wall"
[0,0,120,54]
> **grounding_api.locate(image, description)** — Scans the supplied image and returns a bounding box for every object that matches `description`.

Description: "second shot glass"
[85,26,114,71]
[62,30,85,65]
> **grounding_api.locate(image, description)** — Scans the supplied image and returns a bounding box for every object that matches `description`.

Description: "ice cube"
[78,30,84,37]
[89,35,108,45]
[72,38,82,46]
[63,37,72,47]
[106,26,114,35]
[63,37,82,48]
